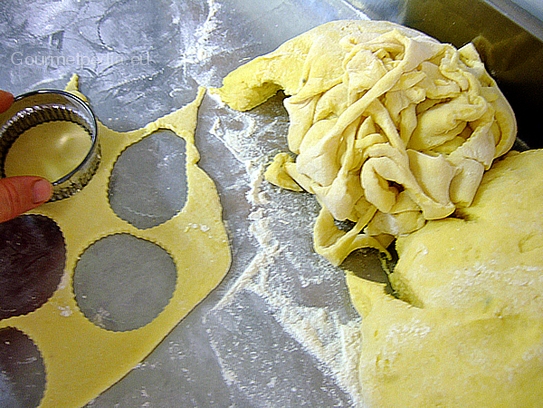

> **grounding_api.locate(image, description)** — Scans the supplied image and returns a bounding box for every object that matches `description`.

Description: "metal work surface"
[0,1,542,407]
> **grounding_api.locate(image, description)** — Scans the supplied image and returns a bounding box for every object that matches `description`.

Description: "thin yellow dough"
[0,75,231,408]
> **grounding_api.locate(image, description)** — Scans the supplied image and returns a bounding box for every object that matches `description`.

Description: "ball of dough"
[216,20,517,265]
[347,150,543,407]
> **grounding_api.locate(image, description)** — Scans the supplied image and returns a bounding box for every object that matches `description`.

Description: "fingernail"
[32,179,53,204]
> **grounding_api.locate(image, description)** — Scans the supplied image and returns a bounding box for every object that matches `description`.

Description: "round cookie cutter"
[0,89,100,201]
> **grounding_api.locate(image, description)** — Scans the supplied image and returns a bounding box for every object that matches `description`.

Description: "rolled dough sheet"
[0,75,231,408]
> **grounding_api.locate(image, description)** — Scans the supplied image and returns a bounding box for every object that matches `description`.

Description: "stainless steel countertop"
[1,1,542,407]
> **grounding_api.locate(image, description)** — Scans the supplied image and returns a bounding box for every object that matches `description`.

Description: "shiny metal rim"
[0,89,100,201]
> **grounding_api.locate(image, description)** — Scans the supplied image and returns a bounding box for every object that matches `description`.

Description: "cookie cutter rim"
[0,89,100,201]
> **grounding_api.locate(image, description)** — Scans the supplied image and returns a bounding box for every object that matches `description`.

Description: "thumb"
[0,90,14,113]
[0,176,53,223]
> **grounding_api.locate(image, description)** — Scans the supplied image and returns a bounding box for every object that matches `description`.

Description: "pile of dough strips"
[216,20,516,265]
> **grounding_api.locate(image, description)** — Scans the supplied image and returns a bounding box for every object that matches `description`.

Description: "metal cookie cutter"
[0,89,100,201]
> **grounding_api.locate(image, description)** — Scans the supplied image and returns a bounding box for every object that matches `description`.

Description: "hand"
[0,90,53,223]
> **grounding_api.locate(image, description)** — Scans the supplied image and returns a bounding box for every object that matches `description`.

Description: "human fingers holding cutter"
[0,90,53,223]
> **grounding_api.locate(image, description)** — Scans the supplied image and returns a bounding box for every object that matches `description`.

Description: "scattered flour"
[206,95,365,406]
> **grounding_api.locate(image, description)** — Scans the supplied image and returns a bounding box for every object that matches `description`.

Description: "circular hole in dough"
[73,233,177,332]
[0,327,46,408]
[96,0,198,54]
[0,215,66,319]
[108,129,187,229]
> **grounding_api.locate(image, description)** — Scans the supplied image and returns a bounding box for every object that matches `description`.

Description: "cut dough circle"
[5,121,92,183]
